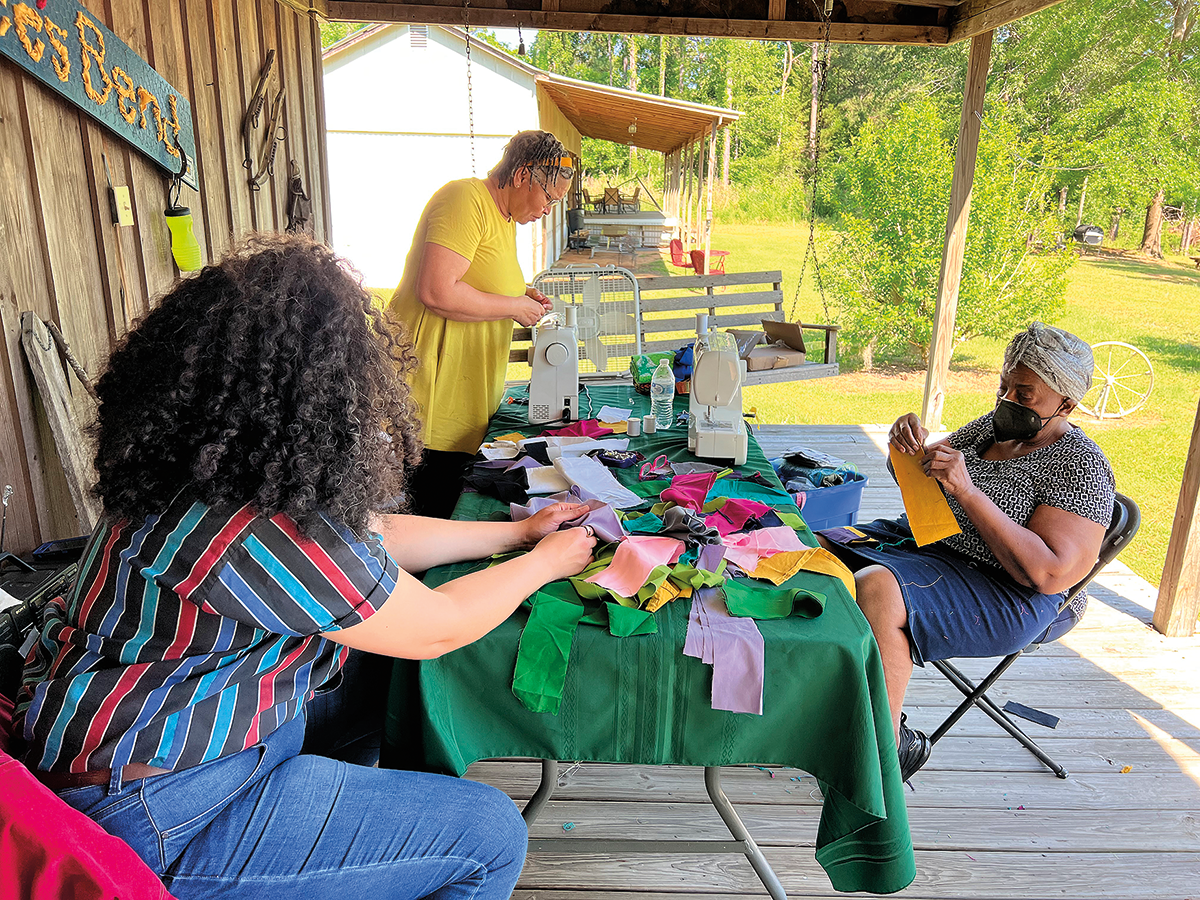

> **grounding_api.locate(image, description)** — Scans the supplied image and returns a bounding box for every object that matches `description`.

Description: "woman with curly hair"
[16,234,595,899]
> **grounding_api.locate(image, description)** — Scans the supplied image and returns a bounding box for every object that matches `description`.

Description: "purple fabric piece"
[509,493,627,543]
[702,587,765,715]
[660,471,719,512]
[697,543,726,572]
[705,498,772,536]
[541,419,614,438]
[506,457,543,471]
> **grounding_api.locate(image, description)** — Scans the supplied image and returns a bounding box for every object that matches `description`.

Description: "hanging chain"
[789,7,833,324]
[464,0,476,176]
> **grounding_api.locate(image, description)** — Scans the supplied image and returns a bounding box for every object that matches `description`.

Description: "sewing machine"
[529,306,579,425]
[688,313,748,465]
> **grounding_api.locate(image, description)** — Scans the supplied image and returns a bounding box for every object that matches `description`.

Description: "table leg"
[522,758,559,825]
[705,766,789,900]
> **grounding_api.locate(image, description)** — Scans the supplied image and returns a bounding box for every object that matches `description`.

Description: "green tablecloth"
[383,387,915,894]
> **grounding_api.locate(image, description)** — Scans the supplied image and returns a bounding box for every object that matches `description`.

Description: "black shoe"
[897,712,932,782]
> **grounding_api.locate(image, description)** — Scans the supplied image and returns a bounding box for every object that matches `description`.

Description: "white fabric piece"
[479,441,520,460]
[526,466,572,494]
[553,455,643,509]
[597,405,635,423]
[521,437,630,459]
[1002,321,1093,402]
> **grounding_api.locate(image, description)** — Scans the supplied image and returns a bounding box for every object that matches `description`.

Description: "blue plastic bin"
[796,473,868,531]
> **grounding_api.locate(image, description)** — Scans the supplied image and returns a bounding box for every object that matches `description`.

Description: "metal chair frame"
[927,492,1140,778]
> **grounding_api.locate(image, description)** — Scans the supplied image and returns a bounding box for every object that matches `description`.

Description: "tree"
[827,101,1073,365]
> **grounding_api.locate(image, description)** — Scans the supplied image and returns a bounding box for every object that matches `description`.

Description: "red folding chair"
[689,249,728,275]
[669,239,693,271]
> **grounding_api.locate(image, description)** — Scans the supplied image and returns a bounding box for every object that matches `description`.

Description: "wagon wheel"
[1077,341,1154,419]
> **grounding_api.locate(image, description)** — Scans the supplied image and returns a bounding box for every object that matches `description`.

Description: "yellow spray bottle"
[165,205,202,272]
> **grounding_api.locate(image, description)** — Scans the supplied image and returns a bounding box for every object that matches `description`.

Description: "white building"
[323,24,581,290]
[323,24,739,291]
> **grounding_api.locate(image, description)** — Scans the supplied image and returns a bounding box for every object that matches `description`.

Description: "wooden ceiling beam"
[947,0,1068,42]
[278,0,330,16]
[325,3,949,44]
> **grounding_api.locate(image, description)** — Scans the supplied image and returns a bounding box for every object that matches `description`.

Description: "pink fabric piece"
[704,498,772,536]
[660,471,719,512]
[540,419,614,439]
[682,586,765,715]
[721,526,806,572]
[585,535,684,598]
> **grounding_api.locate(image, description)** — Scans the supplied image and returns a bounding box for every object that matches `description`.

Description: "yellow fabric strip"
[888,447,962,547]
[749,547,857,599]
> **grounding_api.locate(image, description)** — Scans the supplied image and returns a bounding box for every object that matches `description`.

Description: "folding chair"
[927,492,1140,778]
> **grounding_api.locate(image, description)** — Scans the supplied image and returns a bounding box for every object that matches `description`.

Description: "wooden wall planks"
[0,0,330,552]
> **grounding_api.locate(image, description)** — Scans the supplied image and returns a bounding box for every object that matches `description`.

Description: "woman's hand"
[526,286,554,312]
[518,502,590,549]
[889,413,928,455]
[530,527,597,580]
[512,295,550,327]
[922,442,976,499]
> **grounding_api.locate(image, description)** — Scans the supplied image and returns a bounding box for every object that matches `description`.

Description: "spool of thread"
[626,416,641,436]
[642,414,656,434]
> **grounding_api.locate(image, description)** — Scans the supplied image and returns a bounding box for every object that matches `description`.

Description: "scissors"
[638,454,674,481]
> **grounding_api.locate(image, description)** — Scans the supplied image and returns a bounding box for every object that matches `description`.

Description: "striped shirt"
[17,497,397,775]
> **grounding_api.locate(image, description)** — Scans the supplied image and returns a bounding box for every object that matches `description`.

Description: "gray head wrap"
[1002,322,1093,403]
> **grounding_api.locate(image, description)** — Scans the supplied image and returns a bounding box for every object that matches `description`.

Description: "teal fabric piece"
[607,602,658,636]
[511,582,586,714]
[723,577,827,619]
[624,512,665,534]
[707,479,793,506]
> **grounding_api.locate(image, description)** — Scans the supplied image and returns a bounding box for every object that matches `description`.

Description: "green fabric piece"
[511,582,586,714]
[723,577,826,619]
[678,547,699,566]
[649,500,675,517]
[606,602,658,636]
[624,512,664,534]
[385,388,915,895]
[668,560,727,590]
[634,564,673,605]
[628,479,672,500]
[701,497,727,514]
[777,511,806,530]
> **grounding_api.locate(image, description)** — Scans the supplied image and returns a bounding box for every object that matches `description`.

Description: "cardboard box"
[743,345,806,371]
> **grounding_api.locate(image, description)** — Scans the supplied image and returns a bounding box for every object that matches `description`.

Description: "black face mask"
[992,398,1064,443]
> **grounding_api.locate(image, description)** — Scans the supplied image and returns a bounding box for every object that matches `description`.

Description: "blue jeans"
[55,659,527,899]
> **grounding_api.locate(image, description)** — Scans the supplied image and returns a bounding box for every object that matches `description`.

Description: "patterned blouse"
[943,412,1115,614]
[17,497,397,775]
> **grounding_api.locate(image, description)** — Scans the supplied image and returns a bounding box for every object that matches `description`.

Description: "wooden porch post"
[694,136,705,248]
[683,142,693,248]
[920,30,993,430]
[1155,396,1200,637]
[703,121,718,274]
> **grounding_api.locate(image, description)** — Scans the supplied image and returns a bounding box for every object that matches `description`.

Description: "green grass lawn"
[711,222,1200,586]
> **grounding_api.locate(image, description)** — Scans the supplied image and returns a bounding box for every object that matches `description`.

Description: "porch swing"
[632,21,840,388]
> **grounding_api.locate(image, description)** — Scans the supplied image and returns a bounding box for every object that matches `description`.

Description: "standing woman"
[18,235,596,899]
[390,130,574,517]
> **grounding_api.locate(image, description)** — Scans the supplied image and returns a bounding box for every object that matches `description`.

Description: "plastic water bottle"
[651,359,675,430]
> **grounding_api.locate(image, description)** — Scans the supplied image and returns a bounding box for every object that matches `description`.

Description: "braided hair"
[489,130,572,189]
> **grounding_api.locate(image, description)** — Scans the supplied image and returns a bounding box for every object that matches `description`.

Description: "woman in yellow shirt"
[389,131,573,517]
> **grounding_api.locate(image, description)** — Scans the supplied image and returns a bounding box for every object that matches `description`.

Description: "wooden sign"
[0,0,198,189]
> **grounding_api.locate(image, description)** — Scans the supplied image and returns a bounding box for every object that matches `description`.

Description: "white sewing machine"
[529,306,579,425]
[688,313,748,465]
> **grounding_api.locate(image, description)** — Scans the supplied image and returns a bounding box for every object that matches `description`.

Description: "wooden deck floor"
[475,425,1200,899]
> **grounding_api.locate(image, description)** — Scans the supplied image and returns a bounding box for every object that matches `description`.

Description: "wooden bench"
[636,269,839,386]
[511,269,839,386]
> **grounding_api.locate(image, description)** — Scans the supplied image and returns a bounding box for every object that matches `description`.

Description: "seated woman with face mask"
[820,323,1115,784]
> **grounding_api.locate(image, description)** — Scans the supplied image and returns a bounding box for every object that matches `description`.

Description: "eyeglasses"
[530,172,569,211]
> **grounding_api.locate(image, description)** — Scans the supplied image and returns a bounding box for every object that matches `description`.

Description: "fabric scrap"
[705,497,772,536]
[526,465,572,494]
[597,405,635,423]
[682,586,765,715]
[493,432,527,444]
[608,602,659,635]
[555,455,643,509]
[585,535,685,598]
[888,446,962,546]
[510,494,627,544]
[660,506,722,548]
[748,547,857,599]
[462,465,528,503]
[512,583,586,714]
[661,471,720,512]
[623,512,664,534]
[723,577,826,619]
[721,526,806,572]
[541,419,614,439]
